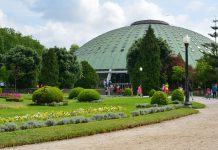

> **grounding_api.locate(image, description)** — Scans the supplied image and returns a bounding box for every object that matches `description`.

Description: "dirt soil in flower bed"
[4,96,218,150]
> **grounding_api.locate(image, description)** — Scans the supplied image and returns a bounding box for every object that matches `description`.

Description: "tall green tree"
[171,66,185,87]
[53,47,82,88]
[69,44,79,54]
[0,28,44,56]
[40,48,59,86]
[5,45,41,88]
[75,61,99,88]
[158,38,172,84]
[127,25,161,94]
[195,59,214,88]
[0,65,9,84]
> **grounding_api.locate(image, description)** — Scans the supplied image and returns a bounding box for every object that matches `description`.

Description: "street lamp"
[183,35,191,107]
[139,67,143,97]
[139,67,143,72]
[139,67,143,86]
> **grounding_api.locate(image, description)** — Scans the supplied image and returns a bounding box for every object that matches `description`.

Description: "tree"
[69,44,79,54]
[201,19,218,83]
[40,48,59,86]
[158,38,172,84]
[127,25,161,94]
[5,45,41,88]
[195,59,214,88]
[0,65,9,85]
[171,66,185,88]
[75,61,99,88]
[0,28,44,56]
[53,47,82,88]
[9,64,25,91]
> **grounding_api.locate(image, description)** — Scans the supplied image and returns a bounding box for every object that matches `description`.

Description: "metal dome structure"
[76,20,212,83]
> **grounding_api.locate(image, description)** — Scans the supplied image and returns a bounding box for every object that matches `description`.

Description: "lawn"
[0,94,203,148]
[0,95,150,119]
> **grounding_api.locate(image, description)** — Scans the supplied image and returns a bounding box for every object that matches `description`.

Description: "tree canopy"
[0,28,44,55]
[75,61,99,88]
[127,25,161,94]
[40,48,59,86]
[53,47,82,88]
[5,45,41,88]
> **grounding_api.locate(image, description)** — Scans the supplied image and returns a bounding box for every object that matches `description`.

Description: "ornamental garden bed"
[0,93,204,148]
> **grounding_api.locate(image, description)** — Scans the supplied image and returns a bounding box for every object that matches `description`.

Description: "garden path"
[5,96,218,150]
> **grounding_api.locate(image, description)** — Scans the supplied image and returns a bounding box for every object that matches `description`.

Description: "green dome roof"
[76,20,212,70]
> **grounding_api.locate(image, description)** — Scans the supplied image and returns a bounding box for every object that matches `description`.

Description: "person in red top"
[137,85,142,97]
[206,88,211,100]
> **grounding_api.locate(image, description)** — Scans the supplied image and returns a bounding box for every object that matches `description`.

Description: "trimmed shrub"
[149,89,156,97]
[44,119,56,126]
[77,89,100,102]
[56,118,71,125]
[0,123,17,132]
[32,86,63,104]
[172,100,181,104]
[70,116,89,124]
[68,87,84,99]
[136,103,158,108]
[20,120,44,130]
[90,100,104,103]
[123,88,133,96]
[151,91,168,105]
[171,89,184,102]
[91,112,126,121]
[6,98,23,102]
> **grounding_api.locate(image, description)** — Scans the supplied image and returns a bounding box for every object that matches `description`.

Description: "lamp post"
[139,67,143,97]
[183,35,191,107]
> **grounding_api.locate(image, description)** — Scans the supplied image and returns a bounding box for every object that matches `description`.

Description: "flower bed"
[0,106,123,123]
[0,112,126,132]
[0,93,22,102]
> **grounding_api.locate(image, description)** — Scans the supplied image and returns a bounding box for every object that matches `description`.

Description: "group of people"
[103,80,130,95]
[162,83,169,94]
[206,83,217,99]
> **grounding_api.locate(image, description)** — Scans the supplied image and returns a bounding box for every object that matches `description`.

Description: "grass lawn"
[0,94,204,148]
[0,108,198,148]
[0,95,150,119]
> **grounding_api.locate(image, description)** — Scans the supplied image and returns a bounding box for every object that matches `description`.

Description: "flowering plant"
[0,93,22,99]
[0,106,123,123]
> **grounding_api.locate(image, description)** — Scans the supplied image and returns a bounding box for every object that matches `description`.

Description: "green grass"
[0,96,150,118]
[0,94,205,148]
[0,108,198,148]
[192,101,206,109]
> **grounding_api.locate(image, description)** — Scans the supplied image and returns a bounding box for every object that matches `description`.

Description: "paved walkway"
[5,96,218,150]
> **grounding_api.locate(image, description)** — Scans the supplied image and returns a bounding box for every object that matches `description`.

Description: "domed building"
[76,20,212,84]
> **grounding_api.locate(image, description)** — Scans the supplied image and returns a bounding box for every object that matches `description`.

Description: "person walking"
[137,85,142,97]
[212,83,217,99]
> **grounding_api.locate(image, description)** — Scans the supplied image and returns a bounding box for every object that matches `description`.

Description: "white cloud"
[0,0,214,48]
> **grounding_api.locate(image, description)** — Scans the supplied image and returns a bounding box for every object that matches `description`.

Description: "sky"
[0,0,217,49]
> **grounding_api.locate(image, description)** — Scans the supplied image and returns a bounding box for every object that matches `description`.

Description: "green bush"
[32,86,63,104]
[123,88,133,96]
[6,98,23,102]
[171,89,184,102]
[77,89,100,102]
[151,91,168,105]
[68,87,84,99]
[149,89,156,97]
